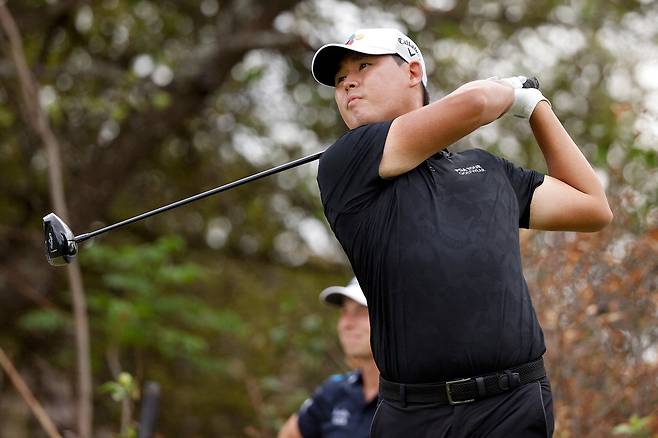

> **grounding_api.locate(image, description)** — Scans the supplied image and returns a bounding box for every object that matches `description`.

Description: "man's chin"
[344,112,376,130]
[345,351,372,360]
[345,118,365,130]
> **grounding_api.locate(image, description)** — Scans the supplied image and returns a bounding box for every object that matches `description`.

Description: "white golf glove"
[492,75,551,118]
[509,88,550,119]
[488,75,551,118]
[495,75,528,89]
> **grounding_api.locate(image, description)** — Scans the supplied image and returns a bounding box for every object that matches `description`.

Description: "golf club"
[521,76,539,89]
[43,77,541,266]
[43,150,322,266]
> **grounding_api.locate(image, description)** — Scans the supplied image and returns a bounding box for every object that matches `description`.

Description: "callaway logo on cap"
[312,28,428,88]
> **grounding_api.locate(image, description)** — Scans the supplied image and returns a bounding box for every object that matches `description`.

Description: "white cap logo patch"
[398,37,419,58]
[345,33,364,45]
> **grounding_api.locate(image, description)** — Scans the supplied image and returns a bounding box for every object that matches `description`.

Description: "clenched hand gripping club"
[43,77,541,266]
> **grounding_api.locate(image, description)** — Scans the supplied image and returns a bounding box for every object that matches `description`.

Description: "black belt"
[379,357,546,406]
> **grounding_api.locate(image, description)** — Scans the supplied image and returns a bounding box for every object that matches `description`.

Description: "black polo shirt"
[317,121,546,384]
[297,370,378,438]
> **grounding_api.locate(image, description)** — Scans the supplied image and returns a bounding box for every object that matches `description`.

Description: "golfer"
[278,278,379,438]
[311,28,612,437]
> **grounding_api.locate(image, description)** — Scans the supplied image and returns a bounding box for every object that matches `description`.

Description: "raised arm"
[277,414,303,438]
[379,80,514,178]
[528,102,613,231]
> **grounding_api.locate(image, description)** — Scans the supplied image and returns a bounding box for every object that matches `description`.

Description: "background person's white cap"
[312,28,428,88]
[319,277,368,307]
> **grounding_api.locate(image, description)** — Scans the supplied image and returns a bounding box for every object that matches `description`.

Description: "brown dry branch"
[245,374,272,438]
[0,347,63,438]
[5,268,57,309]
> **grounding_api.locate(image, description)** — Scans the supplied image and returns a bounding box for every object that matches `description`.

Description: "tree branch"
[0,347,63,438]
[71,0,307,228]
[0,3,93,437]
[4,268,57,309]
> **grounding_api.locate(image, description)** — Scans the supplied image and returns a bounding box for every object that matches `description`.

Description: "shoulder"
[316,371,358,395]
[337,122,393,146]
[319,122,393,166]
[458,148,498,161]
[310,370,362,404]
[299,371,358,416]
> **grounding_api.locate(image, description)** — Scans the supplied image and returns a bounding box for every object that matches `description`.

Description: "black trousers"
[370,376,554,438]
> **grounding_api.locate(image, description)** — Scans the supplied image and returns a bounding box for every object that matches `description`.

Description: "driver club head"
[43,213,78,266]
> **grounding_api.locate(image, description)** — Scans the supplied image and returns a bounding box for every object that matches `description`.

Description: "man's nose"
[343,74,358,90]
[339,314,356,328]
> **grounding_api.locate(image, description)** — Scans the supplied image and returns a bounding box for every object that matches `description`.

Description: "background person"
[278,277,379,438]
[312,28,612,437]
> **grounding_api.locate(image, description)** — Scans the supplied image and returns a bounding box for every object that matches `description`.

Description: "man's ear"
[408,60,423,87]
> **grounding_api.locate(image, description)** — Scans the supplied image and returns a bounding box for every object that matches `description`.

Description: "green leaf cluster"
[81,236,244,368]
[100,372,140,403]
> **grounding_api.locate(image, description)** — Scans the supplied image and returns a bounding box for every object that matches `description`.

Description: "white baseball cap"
[312,28,428,88]
[319,277,367,307]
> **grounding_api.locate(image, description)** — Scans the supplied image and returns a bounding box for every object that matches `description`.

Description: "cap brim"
[318,288,345,307]
[312,44,395,87]
[319,285,368,307]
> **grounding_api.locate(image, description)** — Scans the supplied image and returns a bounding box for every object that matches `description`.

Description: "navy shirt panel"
[297,371,377,438]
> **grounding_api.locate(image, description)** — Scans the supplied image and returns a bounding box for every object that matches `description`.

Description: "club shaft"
[74,151,323,243]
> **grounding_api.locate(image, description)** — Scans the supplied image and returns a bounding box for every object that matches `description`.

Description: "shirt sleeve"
[496,155,545,228]
[296,379,337,438]
[317,121,393,227]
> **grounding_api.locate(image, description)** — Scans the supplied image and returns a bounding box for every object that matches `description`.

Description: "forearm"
[530,102,606,198]
[454,79,515,125]
[528,101,613,230]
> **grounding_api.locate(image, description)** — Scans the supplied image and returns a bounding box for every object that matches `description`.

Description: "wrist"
[509,88,550,119]
[529,100,552,123]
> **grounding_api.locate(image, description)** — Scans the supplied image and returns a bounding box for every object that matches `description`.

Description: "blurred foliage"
[613,414,658,438]
[101,372,139,404]
[0,0,656,436]
[100,372,139,438]
[522,204,657,436]
[81,236,241,372]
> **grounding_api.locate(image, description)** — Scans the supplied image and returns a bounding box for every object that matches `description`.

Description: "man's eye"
[359,63,369,70]
[335,76,346,85]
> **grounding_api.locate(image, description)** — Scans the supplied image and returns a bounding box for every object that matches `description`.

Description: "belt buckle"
[445,378,475,405]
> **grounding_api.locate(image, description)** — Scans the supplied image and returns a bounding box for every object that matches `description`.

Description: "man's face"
[334,54,416,129]
[337,297,372,359]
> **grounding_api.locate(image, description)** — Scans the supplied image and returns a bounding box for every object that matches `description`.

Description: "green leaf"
[99,381,126,402]
[152,91,171,109]
[18,309,69,333]
[103,273,154,295]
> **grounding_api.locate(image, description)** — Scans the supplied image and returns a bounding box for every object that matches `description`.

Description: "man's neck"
[355,358,380,402]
